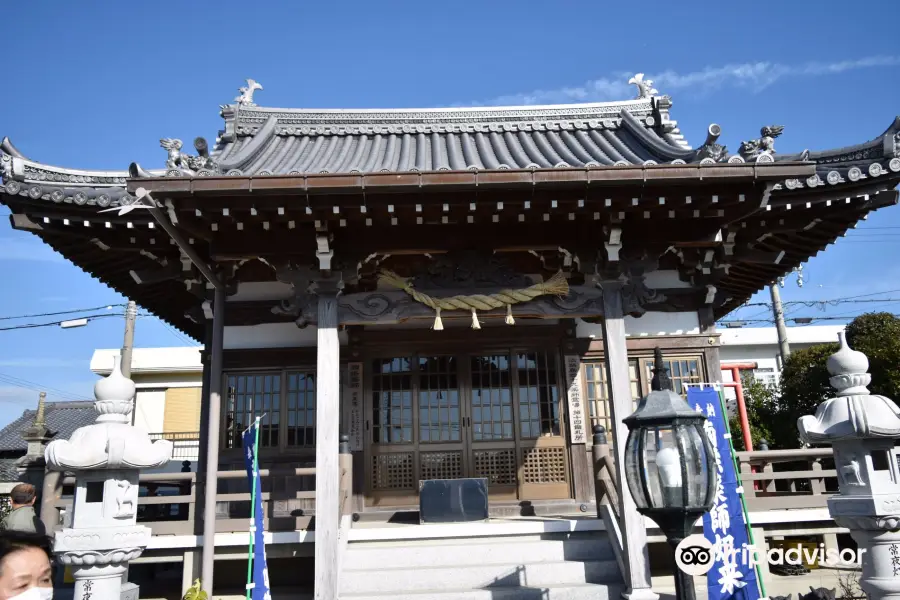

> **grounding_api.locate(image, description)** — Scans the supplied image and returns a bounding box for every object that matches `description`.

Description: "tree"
[729,374,777,452]
[739,312,900,449]
[845,312,900,400]
[773,342,839,448]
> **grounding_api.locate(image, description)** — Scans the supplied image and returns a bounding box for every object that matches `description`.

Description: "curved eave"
[715,188,900,319]
[772,115,900,193]
[28,229,202,339]
[125,162,817,197]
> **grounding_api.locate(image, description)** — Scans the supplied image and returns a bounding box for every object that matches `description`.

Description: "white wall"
[134,389,166,433]
[224,323,349,349]
[92,347,202,375]
[576,311,701,338]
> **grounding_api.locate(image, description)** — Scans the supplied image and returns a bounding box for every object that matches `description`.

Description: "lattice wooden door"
[366,351,570,507]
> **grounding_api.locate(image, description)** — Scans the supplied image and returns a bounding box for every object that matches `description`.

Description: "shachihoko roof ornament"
[235,79,263,106]
[628,73,659,99]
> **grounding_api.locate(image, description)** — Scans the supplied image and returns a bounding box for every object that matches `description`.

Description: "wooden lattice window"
[420,451,463,480]
[470,354,514,441]
[286,371,316,447]
[225,373,281,449]
[474,449,517,485]
[418,356,460,442]
[372,452,414,489]
[641,356,703,397]
[582,360,641,434]
[516,351,561,438]
[522,447,567,484]
[371,357,413,444]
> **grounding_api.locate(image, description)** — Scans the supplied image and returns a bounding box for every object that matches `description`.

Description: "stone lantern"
[45,356,173,600]
[798,332,900,600]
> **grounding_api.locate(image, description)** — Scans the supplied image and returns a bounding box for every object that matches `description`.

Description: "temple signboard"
[565,355,588,445]
[348,362,363,452]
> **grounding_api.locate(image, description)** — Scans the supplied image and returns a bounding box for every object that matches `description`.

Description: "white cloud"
[478,56,900,106]
[0,237,64,263]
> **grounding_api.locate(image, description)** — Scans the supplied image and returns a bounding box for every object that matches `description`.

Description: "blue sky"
[0,0,898,427]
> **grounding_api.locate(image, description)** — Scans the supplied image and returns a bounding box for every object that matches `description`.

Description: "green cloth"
[1,505,46,535]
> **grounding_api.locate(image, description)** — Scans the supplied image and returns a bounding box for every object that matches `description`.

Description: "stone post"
[16,392,54,488]
[797,332,900,600]
[45,356,173,600]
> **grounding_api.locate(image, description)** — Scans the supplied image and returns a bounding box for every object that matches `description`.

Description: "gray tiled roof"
[1,83,898,203]
[0,460,18,482]
[208,99,697,175]
[0,401,97,453]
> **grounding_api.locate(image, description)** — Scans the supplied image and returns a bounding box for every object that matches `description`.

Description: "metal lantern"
[623,348,717,545]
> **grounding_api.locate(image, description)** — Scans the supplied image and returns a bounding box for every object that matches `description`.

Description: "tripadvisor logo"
[675,534,865,576]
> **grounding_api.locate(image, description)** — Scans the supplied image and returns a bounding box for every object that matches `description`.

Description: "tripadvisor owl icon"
[675,534,715,576]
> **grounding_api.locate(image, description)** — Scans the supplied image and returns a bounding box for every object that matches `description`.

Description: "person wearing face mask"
[0,530,53,600]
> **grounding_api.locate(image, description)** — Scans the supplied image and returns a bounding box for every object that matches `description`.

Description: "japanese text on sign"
[565,355,588,444]
[348,362,363,451]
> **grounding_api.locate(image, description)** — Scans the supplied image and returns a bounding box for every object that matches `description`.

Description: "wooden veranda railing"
[48,444,355,539]
[590,432,838,517]
[736,447,837,511]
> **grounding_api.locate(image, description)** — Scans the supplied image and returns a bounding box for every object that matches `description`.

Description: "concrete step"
[344,536,614,569]
[340,560,620,595]
[341,582,624,600]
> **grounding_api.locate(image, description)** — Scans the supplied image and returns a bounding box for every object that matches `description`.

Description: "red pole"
[730,365,754,452]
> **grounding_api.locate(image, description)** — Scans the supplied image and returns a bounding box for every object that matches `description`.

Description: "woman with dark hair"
[0,530,53,600]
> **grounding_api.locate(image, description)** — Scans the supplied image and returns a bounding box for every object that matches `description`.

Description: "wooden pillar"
[315,282,342,600]
[600,283,658,600]
[194,322,213,536]
[201,286,225,596]
[699,307,723,385]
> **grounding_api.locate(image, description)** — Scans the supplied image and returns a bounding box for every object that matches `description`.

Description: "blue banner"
[686,386,761,600]
[243,420,271,600]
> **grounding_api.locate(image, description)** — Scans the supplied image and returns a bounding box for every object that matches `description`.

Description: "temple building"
[2,75,898,598]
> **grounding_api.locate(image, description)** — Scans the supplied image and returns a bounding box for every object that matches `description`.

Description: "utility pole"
[120,301,137,378]
[119,300,137,588]
[770,283,791,364]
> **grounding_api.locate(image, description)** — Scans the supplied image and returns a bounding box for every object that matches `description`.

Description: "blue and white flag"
[686,386,761,600]
[243,419,271,600]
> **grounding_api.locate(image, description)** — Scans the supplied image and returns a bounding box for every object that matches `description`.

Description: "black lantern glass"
[622,349,717,600]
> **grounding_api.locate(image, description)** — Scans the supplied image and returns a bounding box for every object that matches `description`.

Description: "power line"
[159,320,200,347]
[734,289,900,311]
[0,313,124,332]
[0,304,125,321]
[720,313,900,326]
[0,372,91,402]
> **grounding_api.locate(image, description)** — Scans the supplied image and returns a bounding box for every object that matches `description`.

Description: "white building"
[719,324,845,386]
[90,347,204,463]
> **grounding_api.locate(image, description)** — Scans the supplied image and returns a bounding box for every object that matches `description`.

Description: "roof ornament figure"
[739,125,784,162]
[628,73,658,99]
[158,138,219,176]
[235,79,263,106]
[694,123,729,163]
[161,139,186,170]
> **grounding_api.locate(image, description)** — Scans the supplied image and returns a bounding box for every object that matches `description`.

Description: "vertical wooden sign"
[564,355,588,445]
[347,362,363,452]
